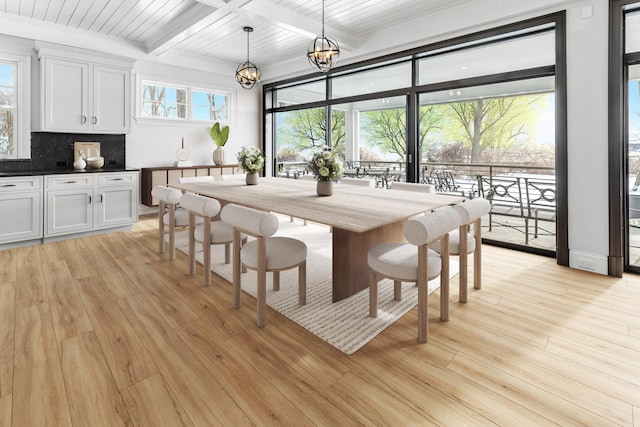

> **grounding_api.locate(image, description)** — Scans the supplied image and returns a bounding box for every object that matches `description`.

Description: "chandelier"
[307,0,340,73]
[236,26,261,89]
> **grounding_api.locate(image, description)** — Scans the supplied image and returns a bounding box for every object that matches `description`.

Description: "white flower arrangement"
[307,147,343,182]
[236,146,265,174]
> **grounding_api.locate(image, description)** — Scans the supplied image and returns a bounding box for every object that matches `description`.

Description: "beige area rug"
[173,218,458,354]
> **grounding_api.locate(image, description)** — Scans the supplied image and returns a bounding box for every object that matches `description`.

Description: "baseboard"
[569,251,608,275]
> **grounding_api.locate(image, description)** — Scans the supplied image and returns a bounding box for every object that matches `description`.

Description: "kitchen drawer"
[98,172,136,187]
[46,174,94,189]
[0,176,42,193]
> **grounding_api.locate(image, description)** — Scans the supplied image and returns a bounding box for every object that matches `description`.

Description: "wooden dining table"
[171,177,464,302]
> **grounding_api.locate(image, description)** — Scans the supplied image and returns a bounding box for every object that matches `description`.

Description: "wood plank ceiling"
[0,0,472,67]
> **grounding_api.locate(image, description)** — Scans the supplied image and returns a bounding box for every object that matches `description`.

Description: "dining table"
[171,177,464,302]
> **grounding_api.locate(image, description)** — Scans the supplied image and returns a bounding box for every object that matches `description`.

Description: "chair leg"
[298,261,306,305]
[224,243,230,264]
[158,201,166,254]
[232,229,242,309]
[256,236,267,328]
[369,270,378,318]
[202,218,211,287]
[393,280,402,301]
[473,218,482,290]
[459,224,468,303]
[440,234,450,322]
[168,205,176,261]
[273,271,280,291]
[188,213,196,276]
[417,245,429,343]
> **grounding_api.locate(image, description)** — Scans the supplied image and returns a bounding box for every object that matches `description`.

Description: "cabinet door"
[96,185,137,228]
[92,65,130,132]
[46,189,93,236]
[0,192,42,244]
[43,58,89,132]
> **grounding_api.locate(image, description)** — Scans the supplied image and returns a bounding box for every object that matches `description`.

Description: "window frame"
[0,51,30,160]
[135,74,235,126]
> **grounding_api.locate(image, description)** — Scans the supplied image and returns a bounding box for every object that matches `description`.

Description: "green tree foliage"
[445,94,547,162]
[360,104,448,160]
[276,108,345,159]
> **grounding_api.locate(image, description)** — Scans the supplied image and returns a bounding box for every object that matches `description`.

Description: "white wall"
[127,60,261,169]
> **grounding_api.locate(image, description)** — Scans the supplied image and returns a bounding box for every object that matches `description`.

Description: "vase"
[316,180,333,196]
[213,147,225,165]
[246,172,259,185]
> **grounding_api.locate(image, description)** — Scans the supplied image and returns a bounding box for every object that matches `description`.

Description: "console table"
[141,164,241,207]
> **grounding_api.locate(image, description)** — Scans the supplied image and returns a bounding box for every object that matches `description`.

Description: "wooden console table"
[141,164,241,207]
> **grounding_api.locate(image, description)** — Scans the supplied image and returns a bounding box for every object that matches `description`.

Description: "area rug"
[172,218,458,354]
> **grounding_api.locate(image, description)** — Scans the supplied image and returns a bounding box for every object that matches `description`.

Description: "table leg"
[332,221,405,302]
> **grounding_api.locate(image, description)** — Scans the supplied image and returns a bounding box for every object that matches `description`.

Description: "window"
[0,53,29,159]
[138,77,232,124]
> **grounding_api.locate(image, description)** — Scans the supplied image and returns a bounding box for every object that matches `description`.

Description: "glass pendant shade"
[236,26,261,90]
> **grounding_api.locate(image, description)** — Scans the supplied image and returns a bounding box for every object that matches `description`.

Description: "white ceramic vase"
[246,172,259,185]
[213,147,225,165]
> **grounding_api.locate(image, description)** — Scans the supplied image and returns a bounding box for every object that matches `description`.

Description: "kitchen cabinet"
[34,42,134,133]
[45,172,138,239]
[0,176,43,244]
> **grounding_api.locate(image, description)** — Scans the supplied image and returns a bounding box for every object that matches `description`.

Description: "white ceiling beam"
[145,3,227,55]
[196,0,360,50]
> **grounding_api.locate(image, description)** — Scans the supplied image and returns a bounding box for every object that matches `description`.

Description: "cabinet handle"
[0,184,16,187]
[82,115,87,124]
[109,178,124,181]
[99,193,104,203]
[92,116,97,124]
[88,194,92,204]
[65,180,77,184]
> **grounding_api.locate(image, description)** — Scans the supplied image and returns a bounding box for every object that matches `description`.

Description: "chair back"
[298,175,316,181]
[340,177,374,187]
[221,203,279,237]
[403,207,460,246]
[452,198,491,225]
[151,185,182,204]
[390,181,435,193]
[178,176,215,184]
[179,193,221,217]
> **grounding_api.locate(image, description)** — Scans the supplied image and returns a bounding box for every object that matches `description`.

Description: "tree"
[360,104,448,160]
[446,94,547,163]
[276,108,345,159]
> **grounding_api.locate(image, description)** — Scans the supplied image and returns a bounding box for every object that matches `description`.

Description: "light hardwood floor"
[1,215,639,426]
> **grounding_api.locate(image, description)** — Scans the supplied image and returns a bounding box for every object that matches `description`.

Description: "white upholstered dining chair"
[367,207,460,342]
[179,193,238,286]
[431,198,491,303]
[339,177,375,187]
[178,175,215,184]
[150,185,190,261]
[221,203,307,327]
[390,181,436,193]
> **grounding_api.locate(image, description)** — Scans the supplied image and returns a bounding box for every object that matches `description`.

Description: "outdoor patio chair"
[339,177,375,187]
[367,207,460,342]
[221,203,307,327]
[524,177,556,241]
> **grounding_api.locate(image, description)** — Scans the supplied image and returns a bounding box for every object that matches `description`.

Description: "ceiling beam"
[196,0,360,50]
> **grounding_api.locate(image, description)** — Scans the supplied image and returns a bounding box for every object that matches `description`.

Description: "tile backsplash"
[0,132,126,172]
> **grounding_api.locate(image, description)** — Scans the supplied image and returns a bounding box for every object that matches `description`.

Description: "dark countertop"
[0,168,139,177]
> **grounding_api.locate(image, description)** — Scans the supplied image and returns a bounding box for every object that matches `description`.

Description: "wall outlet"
[56,160,68,167]
[108,159,118,166]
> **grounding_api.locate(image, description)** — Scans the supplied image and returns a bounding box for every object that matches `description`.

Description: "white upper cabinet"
[34,42,134,133]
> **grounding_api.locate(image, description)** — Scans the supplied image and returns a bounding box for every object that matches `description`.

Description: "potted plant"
[209,122,230,165]
[307,147,343,196]
[236,146,265,185]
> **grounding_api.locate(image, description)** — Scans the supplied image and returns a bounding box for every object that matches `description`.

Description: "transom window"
[139,78,231,124]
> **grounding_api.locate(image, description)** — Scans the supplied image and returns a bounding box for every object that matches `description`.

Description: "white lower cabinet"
[0,176,43,244]
[45,172,138,239]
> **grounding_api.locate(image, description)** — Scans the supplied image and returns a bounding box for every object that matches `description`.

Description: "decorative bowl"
[86,156,104,169]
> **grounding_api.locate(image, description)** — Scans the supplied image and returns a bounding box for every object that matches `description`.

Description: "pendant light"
[236,26,261,90]
[307,0,340,73]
